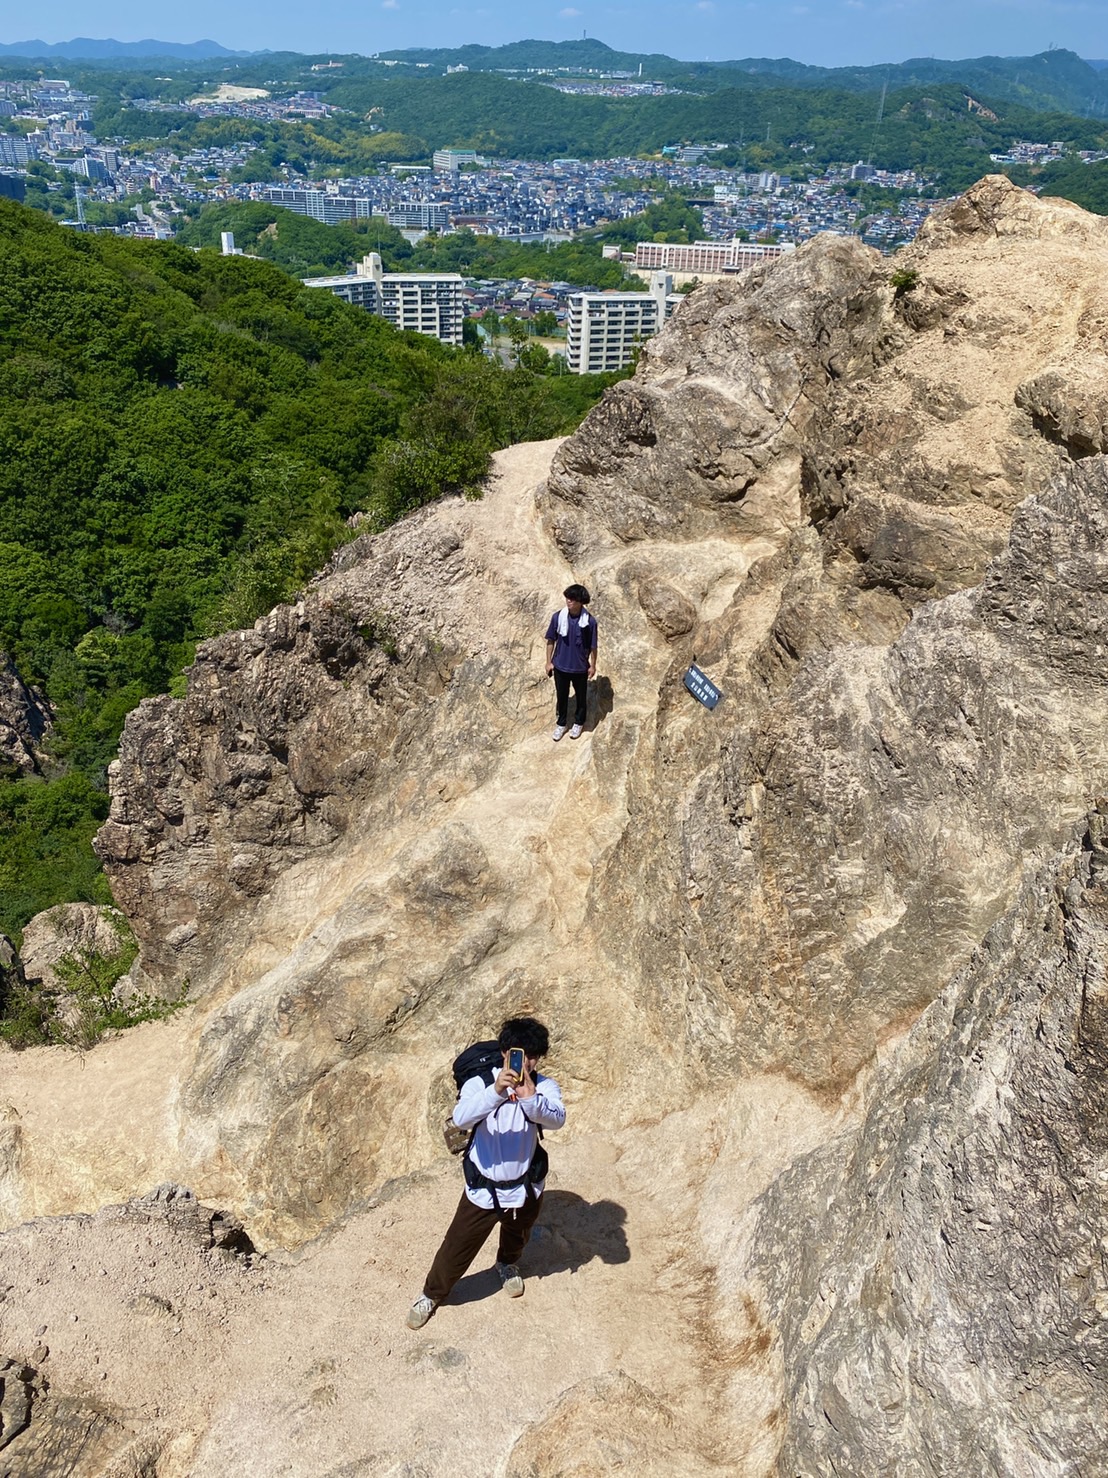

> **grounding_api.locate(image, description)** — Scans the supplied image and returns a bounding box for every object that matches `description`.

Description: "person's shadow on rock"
[448,1192,629,1306]
[589,676,614,730]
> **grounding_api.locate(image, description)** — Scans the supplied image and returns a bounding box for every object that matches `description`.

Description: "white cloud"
[697,1,715,10]
[559,6,582,14]
[382,1,399,9]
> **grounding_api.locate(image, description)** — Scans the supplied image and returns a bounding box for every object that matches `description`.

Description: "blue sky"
[9,0,1108,68]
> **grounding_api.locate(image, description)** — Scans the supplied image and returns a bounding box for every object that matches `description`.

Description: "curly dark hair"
[497,1016,550,1057]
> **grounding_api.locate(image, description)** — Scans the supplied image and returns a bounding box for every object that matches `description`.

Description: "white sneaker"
[406,1294,436,1330]
[496,1261,524,1297]
[569,724,583,739]
[552,725,566,742]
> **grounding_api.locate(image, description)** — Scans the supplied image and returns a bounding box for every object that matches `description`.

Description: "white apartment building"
[385,203,450,230]
[632,239,795,275]
[565,272,679,375]
[260,187,395,224]
[303,253,465,346]
[432,148,487,172]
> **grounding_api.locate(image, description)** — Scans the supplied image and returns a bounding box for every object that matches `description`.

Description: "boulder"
[19,904,129,990]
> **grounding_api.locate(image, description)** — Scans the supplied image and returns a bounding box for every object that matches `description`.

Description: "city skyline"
[4,2,1108,71]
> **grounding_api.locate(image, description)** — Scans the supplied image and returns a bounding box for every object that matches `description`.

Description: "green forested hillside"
[27,40,1108,117]
[375,41,1108,116]
[0,200,621,943]
[1009,155,1108,213]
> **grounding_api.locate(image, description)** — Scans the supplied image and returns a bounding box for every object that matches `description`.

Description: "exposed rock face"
[94,601,401,984]
[19,903,128,989]
[5,176,1108,1471]
[749,820,1108,1475]
[0,652,50,775]
[626,454,1108,1088]
[543,233,898,560]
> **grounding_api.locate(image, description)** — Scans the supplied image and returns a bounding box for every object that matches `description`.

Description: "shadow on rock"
[449,1192,629,1306]
[590,676,614,729]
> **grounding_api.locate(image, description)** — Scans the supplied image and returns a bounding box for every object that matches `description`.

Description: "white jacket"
[453,1071,566,1210]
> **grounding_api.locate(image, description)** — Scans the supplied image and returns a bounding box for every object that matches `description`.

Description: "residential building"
[0,135,38,167]
[632,239,794,275]
[257,186,391,224]
[565,272,679,374]
[259,187,357,224]
[385,202,449,230]
[59,156,110,182]
[302,254,465,345]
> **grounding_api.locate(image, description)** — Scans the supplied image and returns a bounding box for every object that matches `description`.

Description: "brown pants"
[423,1190,544,1305]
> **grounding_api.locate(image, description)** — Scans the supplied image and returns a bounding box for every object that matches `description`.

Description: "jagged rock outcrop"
[70,178,1108,1227]
[0,652,50,775]
[611,453,1108,1088]
[93,600,403,984]
[7,177,1108,1472]
[747,817,1108,1475]
[543,233,899,560]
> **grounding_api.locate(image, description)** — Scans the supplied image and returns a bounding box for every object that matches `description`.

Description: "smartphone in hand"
[508,1048,524,1078]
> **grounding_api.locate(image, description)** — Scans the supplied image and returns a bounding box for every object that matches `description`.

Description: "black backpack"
[451,1040,502,1094]
[443,1040,501,1155]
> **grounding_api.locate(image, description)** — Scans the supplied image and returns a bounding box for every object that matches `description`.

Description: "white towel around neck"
[557,608,590,638]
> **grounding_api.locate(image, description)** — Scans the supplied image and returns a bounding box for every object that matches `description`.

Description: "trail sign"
[684,664,722,710]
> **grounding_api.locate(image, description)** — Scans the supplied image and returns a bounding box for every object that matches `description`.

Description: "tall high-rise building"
[302,254,465,346]
[565,272,679,375]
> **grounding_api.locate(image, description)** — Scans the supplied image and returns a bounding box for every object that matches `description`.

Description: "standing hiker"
[406,1016,565,1330]
[545,583,597,741]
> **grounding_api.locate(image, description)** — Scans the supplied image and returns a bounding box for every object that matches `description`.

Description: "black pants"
[553,667,588,727]
[423,1191,544,1304]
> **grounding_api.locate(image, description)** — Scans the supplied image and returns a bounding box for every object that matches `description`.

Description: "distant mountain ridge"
[0,37,256,60]
[0,35,1105,115]
[378,38,1108,114]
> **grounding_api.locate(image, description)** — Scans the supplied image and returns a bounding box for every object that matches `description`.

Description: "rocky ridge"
[3,177,1108,1472]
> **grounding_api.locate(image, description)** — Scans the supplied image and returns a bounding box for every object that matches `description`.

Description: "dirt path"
[2,1074,843,1475]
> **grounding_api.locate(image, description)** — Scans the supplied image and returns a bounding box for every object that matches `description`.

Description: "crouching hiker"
[407,1016,565,1330]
